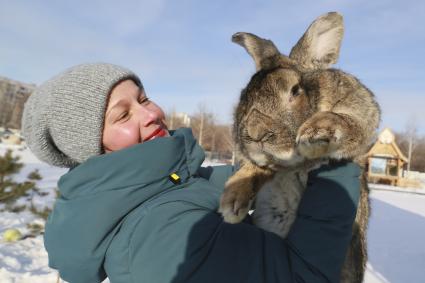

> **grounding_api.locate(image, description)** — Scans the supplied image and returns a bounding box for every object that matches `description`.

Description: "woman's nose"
[136,104,161,127]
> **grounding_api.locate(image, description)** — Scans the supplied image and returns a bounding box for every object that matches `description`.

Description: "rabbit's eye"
[291,85,301,96]
[261,132,275,142]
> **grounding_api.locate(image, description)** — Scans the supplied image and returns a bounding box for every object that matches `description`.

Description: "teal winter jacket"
[44,128,361,283]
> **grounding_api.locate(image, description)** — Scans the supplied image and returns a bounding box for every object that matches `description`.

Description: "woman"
[22,63,360,283]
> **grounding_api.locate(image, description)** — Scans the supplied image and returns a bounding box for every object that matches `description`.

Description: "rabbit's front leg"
[296,111,359,160]
[219,161,274,223]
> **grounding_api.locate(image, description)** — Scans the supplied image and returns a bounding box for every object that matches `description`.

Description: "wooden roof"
[367,128,408,162]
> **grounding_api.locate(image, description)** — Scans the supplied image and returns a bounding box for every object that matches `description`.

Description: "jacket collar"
[58,128,205,199]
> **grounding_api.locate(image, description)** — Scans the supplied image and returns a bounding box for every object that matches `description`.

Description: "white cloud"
[0,0,424,135]
[67,0,165,35]
[0,1,166,83]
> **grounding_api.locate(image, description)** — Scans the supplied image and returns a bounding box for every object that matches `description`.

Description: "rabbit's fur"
[219,12,380,283]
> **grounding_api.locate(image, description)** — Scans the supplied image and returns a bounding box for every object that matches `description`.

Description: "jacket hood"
[44,128,205,283]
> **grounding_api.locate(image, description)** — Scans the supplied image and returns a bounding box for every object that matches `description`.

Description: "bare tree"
[191,104,216,151]
[165,105,234,163]
[405,117,417,173]
[395,121,425,173]
[212,125,234,160]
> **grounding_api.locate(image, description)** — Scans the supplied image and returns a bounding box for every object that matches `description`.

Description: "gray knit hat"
[22,63,142,168]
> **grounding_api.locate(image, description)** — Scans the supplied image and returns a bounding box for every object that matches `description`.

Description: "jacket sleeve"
[283,161,361,282]
[130,162,360,283]
[199,162,360,283]
[197,165,235,194]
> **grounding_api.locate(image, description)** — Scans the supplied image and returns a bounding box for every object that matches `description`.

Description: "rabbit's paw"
[296,113,343,159]
[219,176,253,224]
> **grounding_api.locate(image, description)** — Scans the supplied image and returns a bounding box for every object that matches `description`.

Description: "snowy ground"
[364,186,425,283]
[1,145,424,283]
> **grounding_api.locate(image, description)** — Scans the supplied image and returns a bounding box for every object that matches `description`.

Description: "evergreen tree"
[0,149,23,184]
[0,150,25,203]
[0,150,47,214]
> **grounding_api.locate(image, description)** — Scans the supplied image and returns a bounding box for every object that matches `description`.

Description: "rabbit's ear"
[289,12,344,70]
[232,32,280,71]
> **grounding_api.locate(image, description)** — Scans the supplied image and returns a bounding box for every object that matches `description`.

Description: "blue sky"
[1,0,424,134]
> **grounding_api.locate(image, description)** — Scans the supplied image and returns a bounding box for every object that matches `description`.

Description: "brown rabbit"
[219,12,380,283]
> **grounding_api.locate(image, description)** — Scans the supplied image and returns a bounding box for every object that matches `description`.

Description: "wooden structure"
[367,128,408,186]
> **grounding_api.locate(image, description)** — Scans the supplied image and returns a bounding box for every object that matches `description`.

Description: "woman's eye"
[118,111,129,121]
[138,96,150,104]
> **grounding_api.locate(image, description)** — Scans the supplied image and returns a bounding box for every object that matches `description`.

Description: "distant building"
[168,112,191,129]
[175,112,191,126]
[367,128,421,187]
[0,76,35,129]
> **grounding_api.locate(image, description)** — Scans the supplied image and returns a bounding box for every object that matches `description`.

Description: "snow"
[0,224,53,283]
[364,189,425,283]
[1,145,424,283]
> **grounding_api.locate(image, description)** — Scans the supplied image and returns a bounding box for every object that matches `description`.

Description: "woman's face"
[102,79,168,153]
